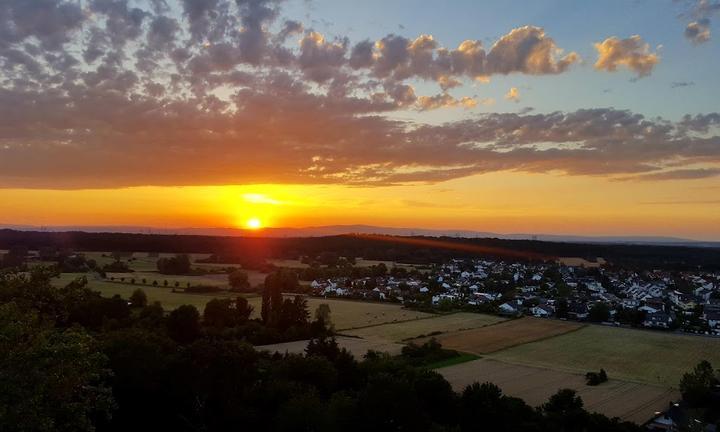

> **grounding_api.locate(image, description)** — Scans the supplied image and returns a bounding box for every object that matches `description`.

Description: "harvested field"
[438,358,678,424]
[557,257,606,268]
[491,324,720,388]
[343,312,506,343]
[424,317,583,354]
[247,297,433,330]
[256,335,405,358]
[52,273,430,328]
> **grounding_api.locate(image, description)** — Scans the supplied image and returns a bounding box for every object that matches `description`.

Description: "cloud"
[685,19,711,44]
[0,0,717,189]
[297,31,347,83]
[505,87,520,102]
[593,35,659,77]
[416,93,477,111]
[485,26,579,75]
[627,168,720,181]
[681,1,720,44]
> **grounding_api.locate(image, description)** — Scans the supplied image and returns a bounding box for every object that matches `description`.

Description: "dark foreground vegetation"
[2,229,720,270]
[0,266,650,432]
[2,266,718,431]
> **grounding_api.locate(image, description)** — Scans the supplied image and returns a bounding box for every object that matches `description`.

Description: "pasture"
[51,272,240,310]
[438,358,678,424]
[489,324,720,388]
[343,312,506,343]
[423,317,584,354]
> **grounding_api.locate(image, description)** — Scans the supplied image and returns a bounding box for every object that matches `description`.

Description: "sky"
[0,0,719,239]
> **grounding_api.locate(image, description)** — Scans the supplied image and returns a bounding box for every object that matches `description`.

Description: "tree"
[228,270,251,292]
[203,297,253,328]
[156,254,191,275]
[261,270,299,324]
[541,388,587,432]
[555,298,569,318]
[0,303,114,432]
[129,288,147,308]
[166,305,201,344]
[313,303,333,332]
[588,302,611,322]
[680,360,718,407]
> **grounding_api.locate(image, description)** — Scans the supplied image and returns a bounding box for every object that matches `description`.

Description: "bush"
[585,369,608,386]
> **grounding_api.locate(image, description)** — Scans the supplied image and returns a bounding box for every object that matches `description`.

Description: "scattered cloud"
[505,87,520,102]
[626,168,720,181]
[594,35,660,77]
[681,0,720,44]
[416,93,477,111]
[685,19,711,44]
[0,0,716,189]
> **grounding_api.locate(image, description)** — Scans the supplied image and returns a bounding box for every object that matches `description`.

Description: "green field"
[51,273,240,310]
[490,324,720,388]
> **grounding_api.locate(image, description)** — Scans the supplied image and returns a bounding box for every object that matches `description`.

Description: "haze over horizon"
[1,0,719,239]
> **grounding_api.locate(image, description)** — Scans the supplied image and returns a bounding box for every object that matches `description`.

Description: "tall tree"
[0,303,114,432]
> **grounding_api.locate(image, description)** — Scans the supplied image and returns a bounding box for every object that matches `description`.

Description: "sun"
[245,217,262,230]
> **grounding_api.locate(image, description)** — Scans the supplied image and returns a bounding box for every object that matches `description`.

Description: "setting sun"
[246,217,262,230]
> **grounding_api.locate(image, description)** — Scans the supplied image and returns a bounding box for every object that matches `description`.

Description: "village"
[309,258,720,336]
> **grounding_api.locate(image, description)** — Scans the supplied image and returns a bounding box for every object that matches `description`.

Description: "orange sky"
[2,172,719,240]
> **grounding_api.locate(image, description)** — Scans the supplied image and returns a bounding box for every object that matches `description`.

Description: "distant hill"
[1,223,717,247]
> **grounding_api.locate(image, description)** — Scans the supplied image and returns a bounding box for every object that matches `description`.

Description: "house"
[567,303,588,320]
[498,301,521,316]
[531,304,554,317]
[705,311,720,331]
[644,311,673,329]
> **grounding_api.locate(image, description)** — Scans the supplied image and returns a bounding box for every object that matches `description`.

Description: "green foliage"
[401,338,461,367]
[585,368,608,386]
[129,288,147,308]
[588,302,611,322]
[680,360,719,407]
[261,270,300,324]
[0,303,114,432]
[228,269,251,291]
[203,297,253,328]
[156,254,191,275]
[166,304,201,344]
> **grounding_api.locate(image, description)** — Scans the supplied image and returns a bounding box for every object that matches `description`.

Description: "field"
[246,297,433,330]
[269,258,425,271]
[421,317,584,354]
[51,273,240,310]
[438,358,678,424]
[257,335,405,358]
[51,272,433,329]
[343,312,506,342]
[490,324,720,387]
[557,257,606,267]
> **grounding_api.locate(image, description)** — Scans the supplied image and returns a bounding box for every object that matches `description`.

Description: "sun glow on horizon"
[246,217,263,230]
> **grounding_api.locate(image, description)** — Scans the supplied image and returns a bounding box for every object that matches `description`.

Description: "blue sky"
[282,0,719,119]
